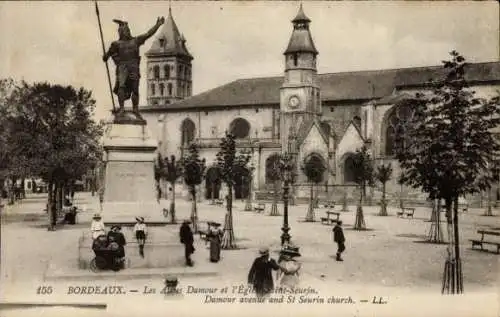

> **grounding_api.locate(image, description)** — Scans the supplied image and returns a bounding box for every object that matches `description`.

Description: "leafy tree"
[162,155,183,224]
[395,51,500,294]
[375,163,393,216]
[5,81,103,230]
[301,154,326,222]
[182,143,206,233]
[215,131,250,249]
[351,145,375,230]
[267,154,281,216]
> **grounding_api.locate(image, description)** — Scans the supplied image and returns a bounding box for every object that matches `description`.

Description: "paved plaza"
[1,192,499,316]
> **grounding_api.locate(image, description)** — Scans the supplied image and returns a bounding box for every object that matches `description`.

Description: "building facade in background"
[139,5,500,205]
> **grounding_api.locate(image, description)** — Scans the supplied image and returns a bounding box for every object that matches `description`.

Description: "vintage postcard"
[0,1,499,316]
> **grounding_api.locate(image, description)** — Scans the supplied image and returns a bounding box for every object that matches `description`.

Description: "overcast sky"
[0,1,498,120]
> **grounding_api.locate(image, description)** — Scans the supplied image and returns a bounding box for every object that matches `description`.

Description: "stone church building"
[140,5,500,206]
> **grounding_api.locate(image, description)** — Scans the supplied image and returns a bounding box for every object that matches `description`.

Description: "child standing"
[134,217,148,258]
[333,220,345,261]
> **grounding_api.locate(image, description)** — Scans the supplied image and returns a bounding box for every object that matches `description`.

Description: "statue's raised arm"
[136,17,165,46]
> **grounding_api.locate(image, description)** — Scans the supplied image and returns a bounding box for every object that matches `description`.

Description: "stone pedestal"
[102,122,167,223]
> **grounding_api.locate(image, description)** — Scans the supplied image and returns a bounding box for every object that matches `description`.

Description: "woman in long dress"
[276,248,301,290]
[208,223,222,262]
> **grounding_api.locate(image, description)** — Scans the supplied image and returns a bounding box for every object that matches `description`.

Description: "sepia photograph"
[0,1,499,316]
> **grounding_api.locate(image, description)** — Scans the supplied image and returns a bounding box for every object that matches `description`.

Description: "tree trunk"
[379,182,388,216]
[341,189,349,212]
[354,185,366,230]
[221,185,237,249]
[9,177,16,205]
[190,187,198,233]
[269,180,280,216]
[313,183,319,208]
[427,199,444,243]
[170,183,176,223]
[441,196,463,294]
[305,183,315,222]
[484,188,493,216]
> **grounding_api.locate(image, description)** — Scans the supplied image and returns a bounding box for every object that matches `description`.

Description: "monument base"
[102,119,160,223]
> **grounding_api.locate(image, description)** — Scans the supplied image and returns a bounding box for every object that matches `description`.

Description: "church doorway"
[205,167,221,200]
[233,166,250,199]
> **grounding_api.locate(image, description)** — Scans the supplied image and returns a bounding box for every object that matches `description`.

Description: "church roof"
[284,4,318,55]
[145,8,193,59]
[141,61,500,111]
[296,119,329,147]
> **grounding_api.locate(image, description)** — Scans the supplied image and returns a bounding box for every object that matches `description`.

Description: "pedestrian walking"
[134,217,148,258]
[333,220,345,261]
[98,187,104,211]
[276,246,301,290]
[207,222,222,263]
[179,220,195,266]
[247,246,282,298]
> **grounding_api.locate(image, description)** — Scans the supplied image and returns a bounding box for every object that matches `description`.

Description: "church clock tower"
[280,4,321,152]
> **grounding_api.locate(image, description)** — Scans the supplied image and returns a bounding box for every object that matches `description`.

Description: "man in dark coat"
[248,247,281,298]
[179,220,195,266]
[333,221,345,261]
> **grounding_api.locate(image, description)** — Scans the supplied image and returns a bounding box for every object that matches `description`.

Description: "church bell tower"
[145,7,193,106]
[280,4,321,152]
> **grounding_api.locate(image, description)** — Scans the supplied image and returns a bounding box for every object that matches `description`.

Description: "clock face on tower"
[288,95,300,109]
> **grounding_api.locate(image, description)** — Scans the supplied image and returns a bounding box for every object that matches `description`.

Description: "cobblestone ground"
[1,193,499,317]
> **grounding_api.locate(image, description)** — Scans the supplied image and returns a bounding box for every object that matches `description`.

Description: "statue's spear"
[94,0,116,112]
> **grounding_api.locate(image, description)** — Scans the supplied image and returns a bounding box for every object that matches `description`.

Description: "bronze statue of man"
[103,17,165,118]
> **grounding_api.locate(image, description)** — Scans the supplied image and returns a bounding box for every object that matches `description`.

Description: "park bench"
[214,199,224,206]
[323,201,335,209]
[470,230,500,254]
[397,207,415,218]
[254,203,266,213]
[320,211,340,225]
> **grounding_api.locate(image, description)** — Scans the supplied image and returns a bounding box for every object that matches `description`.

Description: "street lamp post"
[280,152,294,247]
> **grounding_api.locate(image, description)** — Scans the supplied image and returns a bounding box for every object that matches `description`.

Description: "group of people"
[90,214,149,271]
[246,221,346,298]
[179,219,223,267]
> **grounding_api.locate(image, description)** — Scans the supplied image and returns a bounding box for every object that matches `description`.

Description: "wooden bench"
[397,207,415,218]
[254,203,265,212]
[320,211,340,225]
[214,199,224,206]
[470,230,500,254]
[323,201,335,209]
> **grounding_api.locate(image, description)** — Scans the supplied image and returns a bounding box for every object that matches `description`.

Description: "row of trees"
[0,79,104,229]
[155,132,250,249]
[344,51,499,294]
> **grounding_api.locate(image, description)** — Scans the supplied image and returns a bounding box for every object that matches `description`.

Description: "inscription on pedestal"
[104,161,156,202]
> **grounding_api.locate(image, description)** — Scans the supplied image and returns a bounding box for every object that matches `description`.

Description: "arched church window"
[153,66,160,79]
[265,154,281,184]
[343,155,356,184]
[164,65,170,79]
[181,118,196,146]
[167,83,173,96]
[151,84,156,96]
[229,118,251,139]
[385,104,416,156]
[159,83,165,96]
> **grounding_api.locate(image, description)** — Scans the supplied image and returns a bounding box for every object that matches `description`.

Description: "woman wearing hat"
[91,214,106,240]
[276,247,302,290]
[108,225,126,264]
[134,217,147,258]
